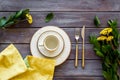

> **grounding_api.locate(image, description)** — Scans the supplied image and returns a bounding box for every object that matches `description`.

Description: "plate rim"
[30,26,71,66]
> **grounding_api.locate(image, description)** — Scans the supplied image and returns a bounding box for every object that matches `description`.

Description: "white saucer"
[30,26,71,66]
[37,30,64,57]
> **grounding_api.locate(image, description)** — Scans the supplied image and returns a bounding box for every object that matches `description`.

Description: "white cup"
[43,35,59,52]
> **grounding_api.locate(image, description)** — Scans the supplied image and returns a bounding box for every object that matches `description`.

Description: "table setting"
[30,26,71,66]
[0,0,120,80]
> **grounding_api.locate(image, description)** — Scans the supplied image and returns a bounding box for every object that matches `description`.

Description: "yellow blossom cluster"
[26,14,33,24]
[97,36,113,41]
[100,28,112,35]
[97,28,113,41]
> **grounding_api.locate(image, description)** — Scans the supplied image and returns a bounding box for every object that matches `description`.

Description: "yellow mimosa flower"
[97,36,107,41]
[106,36,114,41]
[26,14,33,24]
[107,28,112,33]
[100,28,112,35]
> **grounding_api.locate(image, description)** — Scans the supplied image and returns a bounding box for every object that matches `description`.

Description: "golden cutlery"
[81,25,85,69]
[75,28,80,68]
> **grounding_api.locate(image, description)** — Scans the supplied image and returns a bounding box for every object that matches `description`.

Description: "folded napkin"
[0,44,27,80]
[0,44,55,80]
[11,56,55,80]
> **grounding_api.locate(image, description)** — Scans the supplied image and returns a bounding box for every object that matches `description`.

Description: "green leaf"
[22,9,29,17]
[112,63,118,72]
[113,75,119,80]
[113,39,119,48]
[94,48,104,57]
[24,57,30,68]
[103,71,110,80]
[0,17,7,27]
[101,45,111,54]
[22,9,29,14]
[108,20,119,48]
[118,34,120,39]
[104,57,111,68]
[0,9,30,28]
[108,20,117,28]
[6,14,15,22]
[89,35,100,49]
[4,21,14,28]
[45,12,54,23]
[14,9,23,19]
[118,51,120,60]
[101,45,107,53]
[94,16,101,27]
[89,35,97,44]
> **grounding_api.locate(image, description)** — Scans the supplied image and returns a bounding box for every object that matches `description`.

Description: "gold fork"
[75,28,80,68]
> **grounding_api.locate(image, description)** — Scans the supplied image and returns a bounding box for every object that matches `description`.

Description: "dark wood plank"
[0,12,120,28]
[54,77,104,80]
[0,44,99,59]
[55,60,102,77]
[55,60,120,77]
[0,0,119,11]
[0,28,37,43]
[0,28,119,43]
[71,44,100,60]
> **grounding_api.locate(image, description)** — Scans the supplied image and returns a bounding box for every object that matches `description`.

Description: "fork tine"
[75,28,80,41]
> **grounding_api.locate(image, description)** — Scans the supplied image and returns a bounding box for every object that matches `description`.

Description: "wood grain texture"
[0,28,118,43]
[55,60,102,77]
[0,44,99,59]
[0,0,120,79]
[0,0,119,11]
[54,77,104,80]
[0,12,120,28]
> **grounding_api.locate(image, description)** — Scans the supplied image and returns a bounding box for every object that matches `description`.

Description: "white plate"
[30,26,71,66]
[37,30,64,57]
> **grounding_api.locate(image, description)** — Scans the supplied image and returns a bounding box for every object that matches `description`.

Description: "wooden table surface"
[1,0,120,80]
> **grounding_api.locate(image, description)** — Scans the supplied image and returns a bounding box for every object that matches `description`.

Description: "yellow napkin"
[11,56,55,80]
[0,44,27,80]
[0,44,55,80]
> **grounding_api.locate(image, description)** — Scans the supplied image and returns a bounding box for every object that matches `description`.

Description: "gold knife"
[81,25,85,69]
